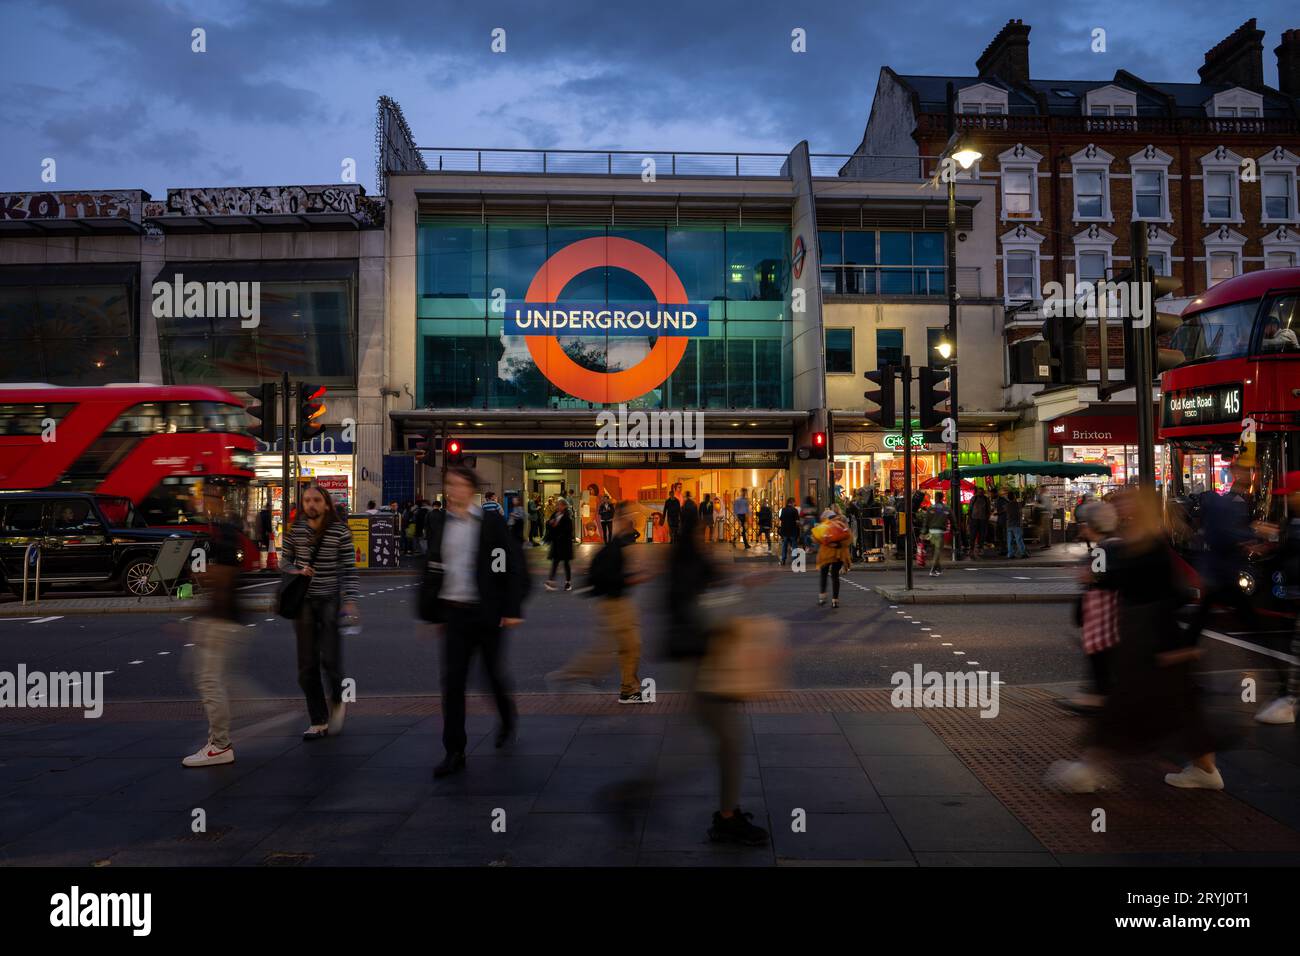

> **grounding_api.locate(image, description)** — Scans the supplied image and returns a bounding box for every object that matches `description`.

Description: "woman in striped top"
[282,485,360,739]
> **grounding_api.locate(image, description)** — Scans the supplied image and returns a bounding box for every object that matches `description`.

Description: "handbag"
[276,532,325,620]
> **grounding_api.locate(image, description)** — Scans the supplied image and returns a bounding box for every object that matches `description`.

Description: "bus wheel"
[123,560,160,597]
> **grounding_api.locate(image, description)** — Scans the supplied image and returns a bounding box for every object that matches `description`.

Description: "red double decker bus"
[1161,267,1300,600]
[0,384,258,567]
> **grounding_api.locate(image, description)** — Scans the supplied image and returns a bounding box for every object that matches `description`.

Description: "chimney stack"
[1277,29,1300,99]
[976,19,1032,88]
[1198,18,1265,89]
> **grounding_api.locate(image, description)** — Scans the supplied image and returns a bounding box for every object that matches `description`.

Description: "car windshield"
[1169,299,1259,363]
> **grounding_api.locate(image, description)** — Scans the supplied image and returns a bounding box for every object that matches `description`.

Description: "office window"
[1134,169,1165,219]
[876,329,903,370]
[1075,170,1106,218]
[825,328,853,373]
[1209,251,1238,286]
[1205,171,1234,219]
[842,230,876,294]
[1002,169,1034,217]
[1264,172,1293,221]
[818,230,842,293]
[1005,250,1037,301]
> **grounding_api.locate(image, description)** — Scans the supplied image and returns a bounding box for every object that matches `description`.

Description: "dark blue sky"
[2,0,1295,196]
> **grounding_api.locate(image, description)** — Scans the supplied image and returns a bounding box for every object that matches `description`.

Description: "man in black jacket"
[425,466,531,778]
[663,492,682,543]
[778,497,800,566]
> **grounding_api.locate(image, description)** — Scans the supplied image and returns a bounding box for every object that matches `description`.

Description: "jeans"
[191,616,247,749]
[1006,526,1026,558]
[780,534,798,565]
[295,594,343,726]
[734,515,748,547]
[819,560,842,598]
[440,603,515,755]
[601,520,613,544]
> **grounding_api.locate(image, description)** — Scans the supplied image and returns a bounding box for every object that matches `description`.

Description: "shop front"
[832,426,1002,502]
[252,426,356,543]
[1045,412,1171,495]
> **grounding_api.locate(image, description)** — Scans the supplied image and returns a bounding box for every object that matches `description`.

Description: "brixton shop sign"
[506,237,708,404]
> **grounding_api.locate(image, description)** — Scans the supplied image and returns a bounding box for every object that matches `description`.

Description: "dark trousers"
[819,561,842,598]
[440,603,515,755]
[668,522,679,544]
[601,520,613,543]
[735,515,748,547]
[757,526,772,547]
[549,559,571,583]
[295,593,343,725]
[1186,578,1260,642]
[971,517,989,552]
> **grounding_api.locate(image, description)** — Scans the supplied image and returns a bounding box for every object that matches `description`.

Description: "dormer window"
[1083,85,1138,129]
[956,82,1009,119]
[1208,87,1264,118]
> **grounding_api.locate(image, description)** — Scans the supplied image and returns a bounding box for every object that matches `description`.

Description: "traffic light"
[298,383,327,439]
[811,431,827,459]
[1123,269,1186,383]
[445,437,464,467]
[414,429,435,467]
[245,381,277,442]
[863,364,897,428]
[1040,314,1088,384]
[917,366,950,431]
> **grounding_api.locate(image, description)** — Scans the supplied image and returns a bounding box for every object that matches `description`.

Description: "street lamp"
[940,80,982,560]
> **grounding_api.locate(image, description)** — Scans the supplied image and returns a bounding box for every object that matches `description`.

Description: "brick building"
[845,17,1300,485]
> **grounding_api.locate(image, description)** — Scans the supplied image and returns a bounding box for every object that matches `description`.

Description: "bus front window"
[1170,299,1259,363]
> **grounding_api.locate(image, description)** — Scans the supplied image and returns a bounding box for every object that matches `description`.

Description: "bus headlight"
[1238,571,1256,596]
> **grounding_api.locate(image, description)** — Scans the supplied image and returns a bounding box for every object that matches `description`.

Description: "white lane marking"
[129,660,143,665]
[953,650,965,655]
[179,616,193,622]
[264,618,276,622]
[967,661,980,666]
[183,643,195,647]
[941,643,952,646]
[245,623,257,628]
[238,581,279,591]
[1200,627,1300,665]
[1013,576,1031,581]
[921,628,931,631]
[29,616,64,624]
[157,651,169,656]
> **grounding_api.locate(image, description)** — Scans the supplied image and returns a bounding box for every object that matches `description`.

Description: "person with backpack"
[280,483,359,740]
[813,510,852,608]
[544,497,575,591]
[422,465,531,778]
[547,501,650,704]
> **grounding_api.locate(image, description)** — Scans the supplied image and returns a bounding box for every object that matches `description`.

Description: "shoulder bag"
[277,529,326,620]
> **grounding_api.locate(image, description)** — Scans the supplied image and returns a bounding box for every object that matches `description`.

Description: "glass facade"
[158,279,355,388]
[819,230,945,296]
[417,219,792,409]
[0,282,136,385]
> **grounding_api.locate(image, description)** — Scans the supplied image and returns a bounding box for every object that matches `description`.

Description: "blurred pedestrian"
[422,466,530,778]
[1066,500,1121,712]
[281,484,359,740]
[666,507,769,846]
[548,501,649,703]
[663,490,682,544]
[182,485,249,767]
[1185,464,1261,641]
[527,495,542,547]
[544,497,574,591]
[598,494,615,543]
[733,489,750,549]
[814,509,852,608]
[700,493,715,542]
[757,499,774,550]
[926,491,951,577]
[1254,471,1300,724]
[970,486,989,558]
[1005,489,1027,558]
[1046,486,1223,792]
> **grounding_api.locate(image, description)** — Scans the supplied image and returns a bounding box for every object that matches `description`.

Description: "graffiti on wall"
[164,185,360,217]
[0,190,143,221]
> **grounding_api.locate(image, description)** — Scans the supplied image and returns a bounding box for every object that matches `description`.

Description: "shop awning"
[934,460,1111,479]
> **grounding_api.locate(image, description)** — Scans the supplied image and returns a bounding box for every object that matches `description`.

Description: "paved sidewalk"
[2,686,1297,867]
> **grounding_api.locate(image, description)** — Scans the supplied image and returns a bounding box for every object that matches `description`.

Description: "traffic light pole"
[902,354,914,593]
[946,163,963,560]
[280,372,291,534]
[1130,221,1156,488]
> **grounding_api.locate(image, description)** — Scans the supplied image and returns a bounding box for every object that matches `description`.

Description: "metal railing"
[820,264,983,298]
[921,112,1300,138]
[415,147,938,181]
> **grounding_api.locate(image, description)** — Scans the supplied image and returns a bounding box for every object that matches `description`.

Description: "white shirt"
[440,505,482,603]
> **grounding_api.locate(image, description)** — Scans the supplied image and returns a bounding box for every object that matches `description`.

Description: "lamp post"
[940,82,981,559]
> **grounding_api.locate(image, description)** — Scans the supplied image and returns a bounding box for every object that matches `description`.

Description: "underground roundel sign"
[791,234,806,280]
[503,237,709,404]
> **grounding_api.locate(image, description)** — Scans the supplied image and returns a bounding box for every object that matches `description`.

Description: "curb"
[0,597,276,617]
[872,587,1079,604]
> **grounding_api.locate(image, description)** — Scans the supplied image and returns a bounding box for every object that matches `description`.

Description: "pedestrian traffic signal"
[917,366,950,431]
[863,364,897,428]
[445,437,464,466]
[245,381,277,442]
[1040,314,1088,384]
[298,383,327,439]
[811,431,827,459]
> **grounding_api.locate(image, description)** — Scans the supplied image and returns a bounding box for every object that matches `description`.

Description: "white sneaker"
[328,700,347,736]
[182,743,234,768]
[544,580,557,591]
[1044,759,1101,793]
[1255,696,1297,725]
[1164,764,1224,790]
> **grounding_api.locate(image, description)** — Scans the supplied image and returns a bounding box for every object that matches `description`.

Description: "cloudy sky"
[1,0,1295,197]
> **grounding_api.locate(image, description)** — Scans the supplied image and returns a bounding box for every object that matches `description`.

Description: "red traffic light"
[812,432,826,448]
[448,440,461,454]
